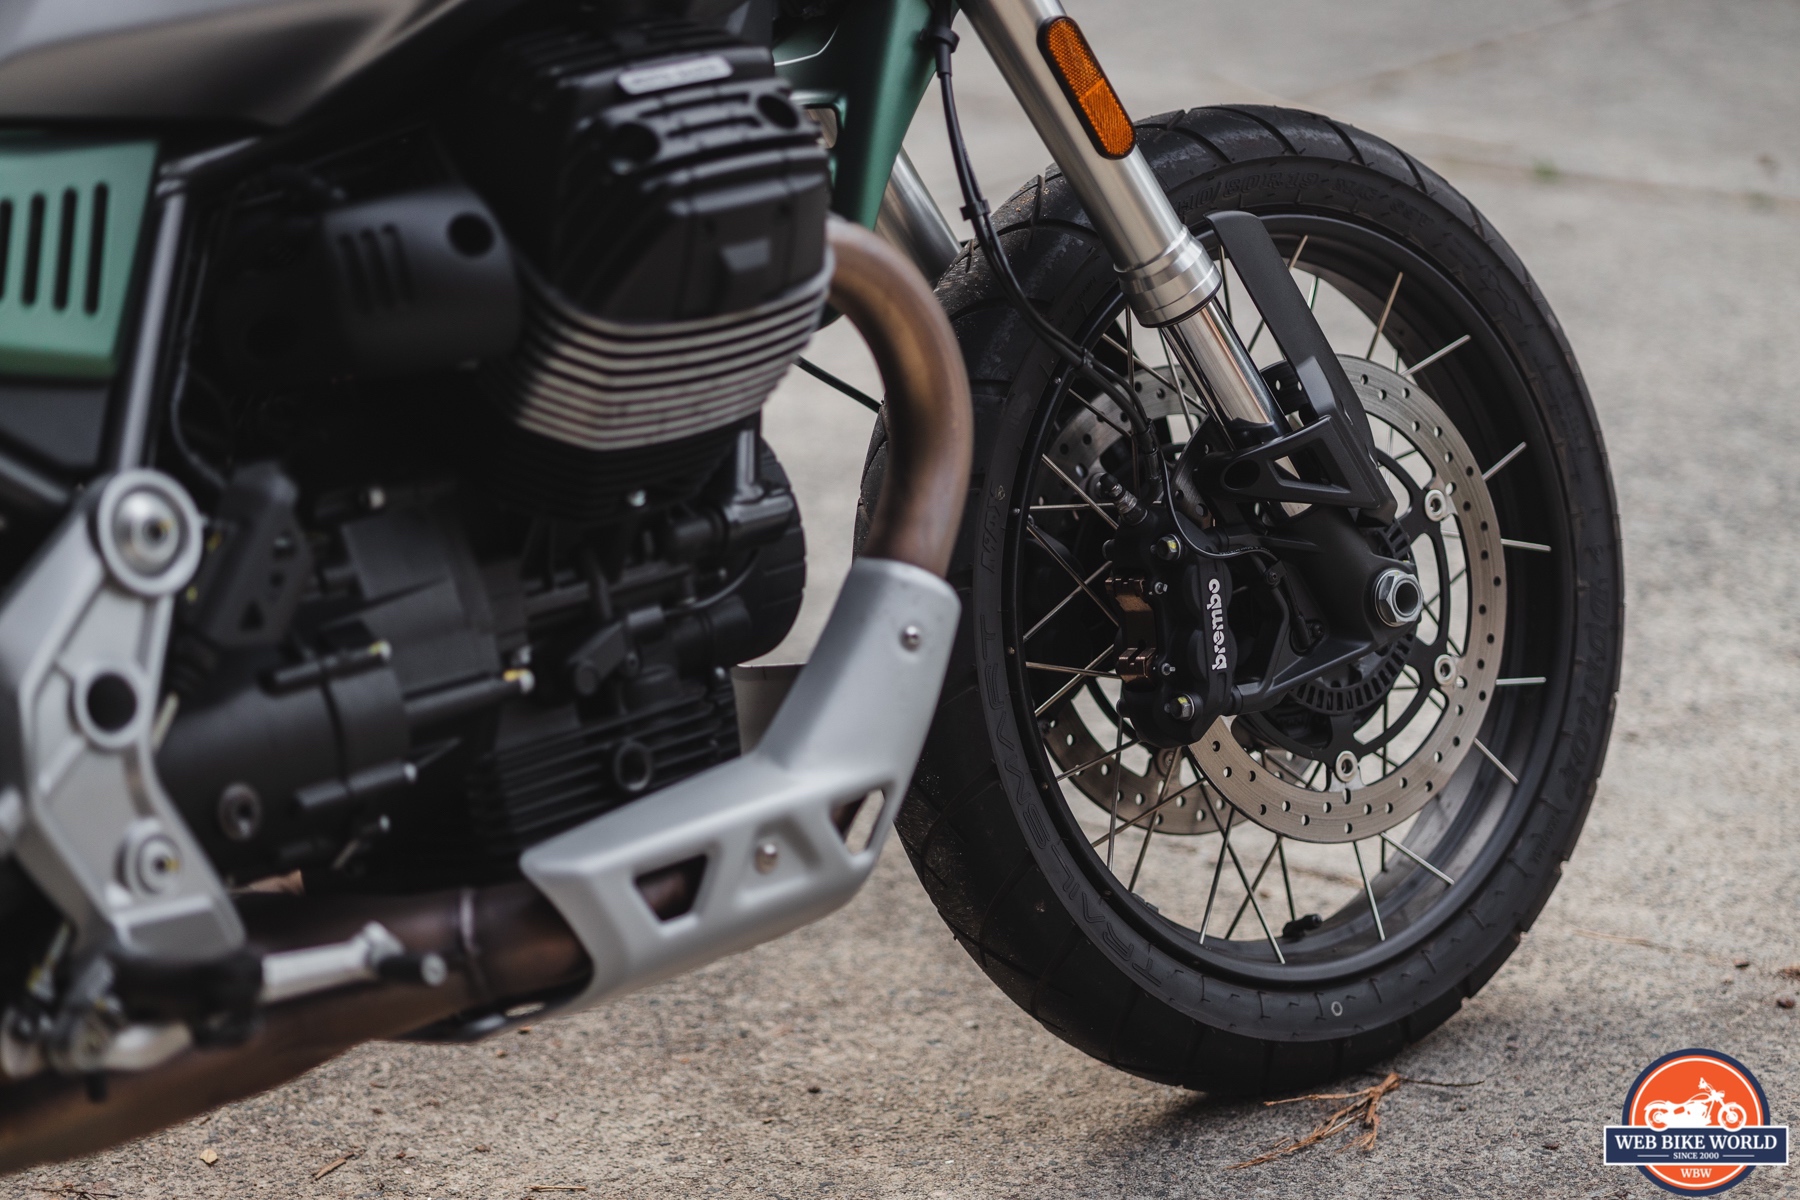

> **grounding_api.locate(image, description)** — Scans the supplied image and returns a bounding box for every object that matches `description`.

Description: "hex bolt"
[753,841,780,874]
[1433,654,1458,687]
[217,783,263,843]
[111,488,183,576]
[1372,568,1424,628]
[1158,661,1176,676]
[899,624,923,651]
[1164,693,1197,721]
[1422,489,1449,522]
[1152,534,1181,562]
[1333,751,1359,783]
[132,835,182,894]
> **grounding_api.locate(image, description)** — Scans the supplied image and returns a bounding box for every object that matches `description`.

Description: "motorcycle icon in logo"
[1645,1080,1749,1133]
[1605,1049,1788,1194]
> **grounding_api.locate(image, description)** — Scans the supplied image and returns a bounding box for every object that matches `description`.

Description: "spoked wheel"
[1035,348,1508,974]
[863,106,1622,1093]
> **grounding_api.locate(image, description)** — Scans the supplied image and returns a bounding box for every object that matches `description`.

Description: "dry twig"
[1231,1072,1484,1168]
[312,1153,355,1181]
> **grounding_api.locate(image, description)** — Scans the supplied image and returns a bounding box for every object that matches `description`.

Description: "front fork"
[957,0,1286,443]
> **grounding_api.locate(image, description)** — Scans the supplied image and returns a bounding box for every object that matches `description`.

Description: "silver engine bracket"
[0,470,243,961]
[522,556,959,1012]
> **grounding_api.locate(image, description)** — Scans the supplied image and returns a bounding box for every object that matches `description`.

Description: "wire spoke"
[1032,646,1114,718]
[1225,838,1281,938]
[1277,836,1296,923]
[1026,661,1117,680]
[1054,737,1142,782]
[1400,333,1472,378]
[1482,441,1527,481]
[1365,271,1403,358]
[1197,804,1235,945]
[1038,455,1119,530]
[1353,840,1386,941]
[1024,559,1114,642]
[1472,737,1520,785]
[1025,522,1118,625]
[1379,834,1456,886]
[1221,820,1286,963]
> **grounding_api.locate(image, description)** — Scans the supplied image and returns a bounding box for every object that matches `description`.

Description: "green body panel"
[776,0,943,229]
[0,139,157,379]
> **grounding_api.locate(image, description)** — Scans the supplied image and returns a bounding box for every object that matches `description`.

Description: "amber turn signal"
[1039,17,1135,159]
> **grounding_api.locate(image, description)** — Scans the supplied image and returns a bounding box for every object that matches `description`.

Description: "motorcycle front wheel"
[859,105,1623,1094]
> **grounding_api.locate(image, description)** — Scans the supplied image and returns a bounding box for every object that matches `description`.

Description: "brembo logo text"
[1207,577,1227,671]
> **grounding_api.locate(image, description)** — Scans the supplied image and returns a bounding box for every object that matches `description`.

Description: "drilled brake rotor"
[1039,357,1506,844]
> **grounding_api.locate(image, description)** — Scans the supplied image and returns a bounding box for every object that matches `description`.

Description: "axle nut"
[1372,568,1423,628]
[1164,693,1197,721]
[1152,534,1181,562]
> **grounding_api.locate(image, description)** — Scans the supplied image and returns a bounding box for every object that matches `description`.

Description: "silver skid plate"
[522,557,959,1012]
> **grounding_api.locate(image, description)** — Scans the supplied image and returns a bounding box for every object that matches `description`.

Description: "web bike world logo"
[1605,1050,1788,1193]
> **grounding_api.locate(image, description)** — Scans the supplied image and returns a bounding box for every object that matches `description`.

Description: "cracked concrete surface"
[14,1,1800,1196]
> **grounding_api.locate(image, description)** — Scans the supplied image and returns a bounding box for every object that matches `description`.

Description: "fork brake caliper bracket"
[1195,212,1394,519]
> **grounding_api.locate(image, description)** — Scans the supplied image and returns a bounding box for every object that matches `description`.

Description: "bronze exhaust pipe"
[0,215,973,1176]
[0,884,588,1174]
[828,215,973,577]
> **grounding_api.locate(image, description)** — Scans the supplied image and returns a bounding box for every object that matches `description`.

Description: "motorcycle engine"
[156,10,830,889]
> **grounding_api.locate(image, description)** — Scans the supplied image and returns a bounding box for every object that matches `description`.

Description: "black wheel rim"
[999,213,1577,987]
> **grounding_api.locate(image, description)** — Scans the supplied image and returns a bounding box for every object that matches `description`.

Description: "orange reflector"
[1040,17,1135,159]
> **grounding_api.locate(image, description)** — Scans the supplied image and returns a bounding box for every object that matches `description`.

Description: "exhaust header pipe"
[0,214,974,1176]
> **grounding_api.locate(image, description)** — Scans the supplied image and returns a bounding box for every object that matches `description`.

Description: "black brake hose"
[922,7,1155,463]
[923,6,1267,567]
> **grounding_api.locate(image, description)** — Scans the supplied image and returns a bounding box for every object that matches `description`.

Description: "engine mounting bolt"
[899,624,923,651]
[1333,751,1359,783]
[754,841,780,873]
[132,834,183,894]
[217,783,263,843]
[1152,535,1181,562]
[1423,489,1449,522]
[1164,693,1196,720]
[1372,568,1424,627]
[112,488,183,576]
[1433,654,1458,687]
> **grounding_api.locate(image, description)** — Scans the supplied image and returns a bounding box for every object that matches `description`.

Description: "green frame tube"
[775,0,946,229]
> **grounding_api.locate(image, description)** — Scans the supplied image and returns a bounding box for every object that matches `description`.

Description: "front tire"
[862,106,1623,1094]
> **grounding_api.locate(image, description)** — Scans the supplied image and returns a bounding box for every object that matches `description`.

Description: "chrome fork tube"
[960,0,1284,440]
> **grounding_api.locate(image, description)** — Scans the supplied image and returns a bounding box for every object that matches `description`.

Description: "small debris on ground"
[1543,1141,1561,1150]
[311,1154,354,1181]
[27,1183,118,1198]
[518,1026,534,1034]
[393,1150,408,1160]
[1231,1073,1484,1168]
[526,1188,589,1193]
[1735,960,1753,969]
[807,1086,821,1094]
[1778,965,1800,980]
[198,1149,219,1167]
[1777,997,1795,1009]
[473,1144,491,1153]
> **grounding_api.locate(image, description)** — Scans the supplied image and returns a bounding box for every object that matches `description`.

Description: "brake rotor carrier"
[1041,358,1506,843]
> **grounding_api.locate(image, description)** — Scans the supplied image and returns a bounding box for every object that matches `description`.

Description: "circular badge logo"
[1606,1049,1786,1194]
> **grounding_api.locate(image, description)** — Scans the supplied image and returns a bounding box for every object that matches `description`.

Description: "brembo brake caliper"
[1093,473,1235,748]
[1096,214,1421,745]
